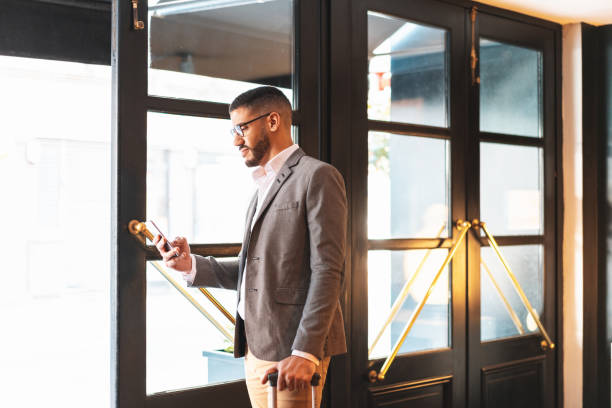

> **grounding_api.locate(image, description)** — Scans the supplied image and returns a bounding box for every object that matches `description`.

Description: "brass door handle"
[368,223,447,358]
[128,220,236,340]
[368,220,471,383]
[476,220,555,351]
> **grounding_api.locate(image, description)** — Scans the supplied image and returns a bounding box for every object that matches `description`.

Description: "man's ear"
[268,111,281,132]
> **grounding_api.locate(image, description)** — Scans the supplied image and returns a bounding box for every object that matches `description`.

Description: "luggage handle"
[267,372,321,387]
[267,372,322,408]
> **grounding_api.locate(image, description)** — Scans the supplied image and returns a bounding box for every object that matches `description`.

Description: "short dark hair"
[229,86,291,114]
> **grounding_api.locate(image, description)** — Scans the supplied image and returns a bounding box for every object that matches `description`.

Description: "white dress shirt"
[182,144,319,365]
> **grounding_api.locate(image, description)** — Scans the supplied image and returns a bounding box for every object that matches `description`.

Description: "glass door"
[344,1,559,408]
[466,10,558,408]
[111,0,322,406]
[347,0,468,406]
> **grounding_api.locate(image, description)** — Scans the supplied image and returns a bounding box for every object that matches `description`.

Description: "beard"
[243,128,270,167]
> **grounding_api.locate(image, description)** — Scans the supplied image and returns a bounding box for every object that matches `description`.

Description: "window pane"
[479,39,543,137]
[367,11,449,127]
[0,56,111,407]
[369,249,450,360]
[147,112,254,243]
[147,262,241,394]
[368,132,450,239]
[480,143,543,236]
[148,0,294,105]
[481,245,544,341]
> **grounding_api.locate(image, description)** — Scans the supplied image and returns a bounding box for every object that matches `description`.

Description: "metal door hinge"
[132,0,145,30]
[470,7,480,85]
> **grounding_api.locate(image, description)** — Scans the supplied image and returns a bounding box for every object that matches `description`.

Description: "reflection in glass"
[147,112,254,243]
[481,245,544,341]
[367,11,449,127]
[368,250,450,360]
[148,0,294,104]
[480,39,543,137]
[368,132,449,239]
[480,143,543,236]
[147,262,241,394]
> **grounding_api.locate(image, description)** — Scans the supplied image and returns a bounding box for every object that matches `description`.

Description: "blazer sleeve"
[291,164,347,359]
[188,254,240,290]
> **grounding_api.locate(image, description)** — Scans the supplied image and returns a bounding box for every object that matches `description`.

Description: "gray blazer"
[190,148,347,361]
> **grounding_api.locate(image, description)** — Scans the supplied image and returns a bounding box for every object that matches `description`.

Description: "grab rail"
[128,220,235,341]
[368,220,471,383]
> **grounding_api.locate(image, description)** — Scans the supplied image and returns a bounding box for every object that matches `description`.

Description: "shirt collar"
[251,144,299,184]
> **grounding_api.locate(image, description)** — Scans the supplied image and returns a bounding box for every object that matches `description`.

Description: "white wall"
[562,22,583,408]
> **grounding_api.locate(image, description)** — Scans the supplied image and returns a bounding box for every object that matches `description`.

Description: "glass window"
[147,261,241,394]
[369,249,450,360]
[367,11,449,127]
[147,112,255,244]
[480,143,543,236]
[0,56,111,408]
[481,245,544,341]
[368,132,450,239]
[479,39,543,137]
[148,0,294,105]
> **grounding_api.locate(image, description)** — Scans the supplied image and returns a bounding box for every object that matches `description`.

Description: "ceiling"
[478,0,612,26]
[40,0,612,26]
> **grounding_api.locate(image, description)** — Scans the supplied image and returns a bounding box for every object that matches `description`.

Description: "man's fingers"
[283,374,295,391]
[162,247,178,262]
[155,236,168,252]
[278,375,286,391]
[261,367,278,384]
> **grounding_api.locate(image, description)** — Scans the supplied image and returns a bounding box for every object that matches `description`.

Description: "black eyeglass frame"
[230,112,272,137]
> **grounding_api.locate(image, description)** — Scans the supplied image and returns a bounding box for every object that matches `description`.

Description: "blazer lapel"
[250,148,305,229]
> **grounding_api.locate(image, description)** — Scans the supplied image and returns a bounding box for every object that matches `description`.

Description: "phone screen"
[149,220,175,253]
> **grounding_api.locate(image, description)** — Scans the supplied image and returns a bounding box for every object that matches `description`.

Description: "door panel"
[481,357,544,408]
[369,377,452,408]
[350,0,467,407]
[467,10,558,408]
[347,1,558,408]
[112,0,322,406]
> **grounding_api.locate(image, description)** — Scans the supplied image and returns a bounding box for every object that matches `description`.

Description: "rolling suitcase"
[267,372,321,408]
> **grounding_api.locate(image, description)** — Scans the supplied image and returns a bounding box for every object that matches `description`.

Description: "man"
[153,86,347,408]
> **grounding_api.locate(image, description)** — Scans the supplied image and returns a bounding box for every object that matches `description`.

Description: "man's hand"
[261,355,316,392]
[153,235,192,272]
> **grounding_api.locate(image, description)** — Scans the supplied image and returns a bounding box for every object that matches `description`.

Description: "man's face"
[230,107,271,168]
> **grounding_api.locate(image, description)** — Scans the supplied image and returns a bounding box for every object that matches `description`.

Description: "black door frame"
[466,8,561,408]
[326,1,563,407]
[111,0,326,407]
[582,23,612,408]
[344,0,468,407]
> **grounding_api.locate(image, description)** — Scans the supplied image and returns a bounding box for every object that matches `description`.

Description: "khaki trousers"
[244,347,330,408]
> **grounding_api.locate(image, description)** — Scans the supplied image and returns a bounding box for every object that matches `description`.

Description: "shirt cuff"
[180,254,197,284]
[292,350,320,366]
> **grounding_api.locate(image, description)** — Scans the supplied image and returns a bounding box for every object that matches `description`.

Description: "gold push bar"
[480,258,525,335]
[148,260,234,342]
[128,220,236,330]
[368,223,447,358]
[369,220,471,383]
[479,221,555,350]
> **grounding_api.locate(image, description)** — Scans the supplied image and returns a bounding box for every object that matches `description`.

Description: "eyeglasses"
[230,112,271,138]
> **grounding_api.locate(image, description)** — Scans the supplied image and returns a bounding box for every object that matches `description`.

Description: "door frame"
[326,1,563,407]
[110,0,326,406]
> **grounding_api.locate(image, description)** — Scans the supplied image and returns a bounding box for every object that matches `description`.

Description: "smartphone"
[149,220,179,257]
